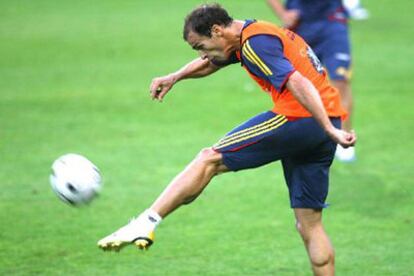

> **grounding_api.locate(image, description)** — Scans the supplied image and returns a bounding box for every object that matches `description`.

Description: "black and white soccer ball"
[50,153,102,206]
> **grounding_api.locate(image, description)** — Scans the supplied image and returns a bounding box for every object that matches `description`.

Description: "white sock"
[138,209,163,231]
[343,0,360,10]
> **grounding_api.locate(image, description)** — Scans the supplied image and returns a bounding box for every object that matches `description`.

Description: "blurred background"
[1,0,413,275]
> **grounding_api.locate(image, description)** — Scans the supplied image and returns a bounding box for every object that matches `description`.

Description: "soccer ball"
[50,153,102,206]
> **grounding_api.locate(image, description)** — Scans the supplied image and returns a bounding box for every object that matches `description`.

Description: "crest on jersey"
[307,46,324,74]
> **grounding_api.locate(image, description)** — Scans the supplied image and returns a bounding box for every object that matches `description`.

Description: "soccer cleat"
[97,217,155,252]
[335,145,356,163]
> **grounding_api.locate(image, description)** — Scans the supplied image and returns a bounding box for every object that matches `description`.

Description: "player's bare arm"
[150,57,220,101]
[287,71,356,147]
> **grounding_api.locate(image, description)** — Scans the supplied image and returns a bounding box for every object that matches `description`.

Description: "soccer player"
[267,0,357,162]
[98,4,356,275]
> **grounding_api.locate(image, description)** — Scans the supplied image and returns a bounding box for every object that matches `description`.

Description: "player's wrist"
[323,123,337,136]
[170,72,182,83]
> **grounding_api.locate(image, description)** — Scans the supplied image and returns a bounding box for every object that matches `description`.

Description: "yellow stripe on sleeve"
[244,40,273,76]
[242,45,273,76]
[241,47,256,66]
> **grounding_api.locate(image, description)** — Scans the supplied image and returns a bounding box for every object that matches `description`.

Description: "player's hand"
[149,74,177,102]
[281,9,300,29]
[327,128,357,148]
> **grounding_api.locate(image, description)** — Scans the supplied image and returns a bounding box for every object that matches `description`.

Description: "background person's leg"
[294,208,335,276]
[331,79,353,132]
[322,22,356,162]
[331,79,356,161]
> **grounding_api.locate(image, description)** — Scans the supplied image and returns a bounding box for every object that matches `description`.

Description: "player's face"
[186,28,232,65]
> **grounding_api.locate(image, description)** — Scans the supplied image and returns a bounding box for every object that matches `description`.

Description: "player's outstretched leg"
[98,148,227,251]
[150,148,228,217]
[294,208,335,276]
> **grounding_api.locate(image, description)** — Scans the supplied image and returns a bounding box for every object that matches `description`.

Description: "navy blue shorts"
[213,111,340,209]
[295,20,351,81]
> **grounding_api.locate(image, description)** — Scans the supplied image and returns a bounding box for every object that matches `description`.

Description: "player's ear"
[211,24,224,38]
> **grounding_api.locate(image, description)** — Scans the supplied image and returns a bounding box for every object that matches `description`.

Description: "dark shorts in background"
[213,111,341,209]
[295,20,351,81]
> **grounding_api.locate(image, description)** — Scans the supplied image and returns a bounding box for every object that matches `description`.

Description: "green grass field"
[1,0,413,275]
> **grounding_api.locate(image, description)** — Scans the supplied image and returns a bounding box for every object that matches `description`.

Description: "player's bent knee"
[197,147,220,159]
[193,148,229,176]
[196,148,223,166]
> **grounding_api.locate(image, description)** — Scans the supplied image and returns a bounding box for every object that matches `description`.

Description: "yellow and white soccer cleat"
[97,218,155,251]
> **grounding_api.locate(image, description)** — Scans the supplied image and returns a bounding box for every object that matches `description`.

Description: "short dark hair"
[183,3,233,40]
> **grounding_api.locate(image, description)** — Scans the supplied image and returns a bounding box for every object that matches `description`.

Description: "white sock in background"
[335,144,356,162]
[343,0,370,20]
